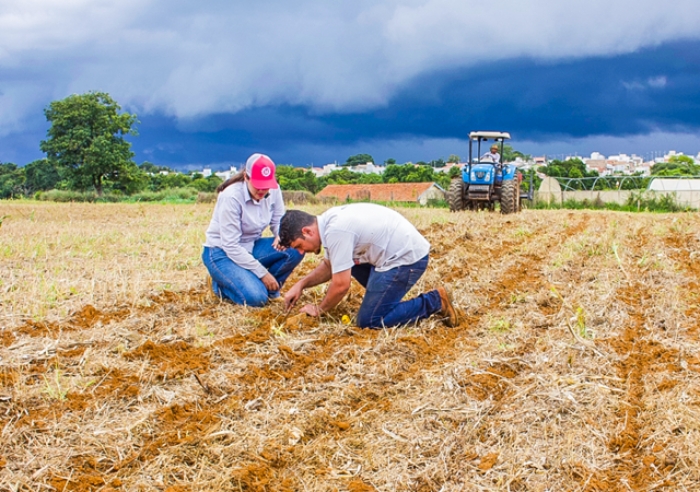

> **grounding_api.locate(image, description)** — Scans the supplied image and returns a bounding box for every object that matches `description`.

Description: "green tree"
[344,154,374,166]
[40,91,140,195]
[502,145,530,163]
[384,158,396,165]
[24,159,61,194]
[276,165,322,193]
[447,154,460,163]
[191,175,223,192]
[139,161,175,174]
[0,162,26,198]
[651,155,699,176]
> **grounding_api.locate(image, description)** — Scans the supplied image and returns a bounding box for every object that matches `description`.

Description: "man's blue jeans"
[351,255,442,329]
[202,238,304,307]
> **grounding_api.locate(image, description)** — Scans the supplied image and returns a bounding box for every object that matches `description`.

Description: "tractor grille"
[468,185,490,192]
[468,184,491,200]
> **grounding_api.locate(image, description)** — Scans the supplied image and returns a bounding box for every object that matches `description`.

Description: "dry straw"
[1,202,699,490]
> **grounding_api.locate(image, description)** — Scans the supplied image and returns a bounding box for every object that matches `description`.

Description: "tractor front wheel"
[447,178,465,212]
[500,179,520,214]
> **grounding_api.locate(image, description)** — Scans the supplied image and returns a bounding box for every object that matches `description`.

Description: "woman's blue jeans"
[351,255,442,329]
[202,238,304,307]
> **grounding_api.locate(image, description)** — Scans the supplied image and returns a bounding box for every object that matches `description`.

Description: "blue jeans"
[351,255,442,329]
[202,238,304,307]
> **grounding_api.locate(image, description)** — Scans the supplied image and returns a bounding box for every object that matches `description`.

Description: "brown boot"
[437,286,459,327]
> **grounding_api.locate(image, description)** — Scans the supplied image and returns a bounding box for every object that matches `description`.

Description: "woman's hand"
[261,273,280,292]
[272,236,284,251]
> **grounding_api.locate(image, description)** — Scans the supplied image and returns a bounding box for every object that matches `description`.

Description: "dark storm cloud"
[3,1,700,167]
[130,40,700,167]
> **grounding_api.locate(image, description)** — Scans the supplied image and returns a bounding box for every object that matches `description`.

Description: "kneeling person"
[278,203,458,328]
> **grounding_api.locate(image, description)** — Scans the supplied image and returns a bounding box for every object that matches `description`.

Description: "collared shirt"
[481,151,500,163]
[317,203,430,274]
[204,180,285,278]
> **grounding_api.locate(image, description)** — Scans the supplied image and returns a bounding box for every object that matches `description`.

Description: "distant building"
[311,162,385,177]
[316,182,445,205]
[214,166,239,181]
[584,159,609,175]
[433,162,462,174]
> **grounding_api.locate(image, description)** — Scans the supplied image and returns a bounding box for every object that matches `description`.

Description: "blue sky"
[1,0,700,171]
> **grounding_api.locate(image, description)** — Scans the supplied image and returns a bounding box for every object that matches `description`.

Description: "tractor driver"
[277,203,459,329]
[481,144,501,163]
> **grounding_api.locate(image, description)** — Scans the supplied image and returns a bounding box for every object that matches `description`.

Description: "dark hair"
[216,170,246,193]
[279,210,316,247]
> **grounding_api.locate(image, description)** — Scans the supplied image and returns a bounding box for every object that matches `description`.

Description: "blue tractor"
[446,131,529,214]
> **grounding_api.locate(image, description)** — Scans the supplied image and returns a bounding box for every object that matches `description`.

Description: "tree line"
[0,91,472,200]
[6,90,692,201]
[538,156,699,191]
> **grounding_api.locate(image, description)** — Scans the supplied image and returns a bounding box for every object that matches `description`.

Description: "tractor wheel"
[500,179,520,214]
[447,179,465,211]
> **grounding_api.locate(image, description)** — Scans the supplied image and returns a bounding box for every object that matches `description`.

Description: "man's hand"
[284,282,304,310]
[299,304,320,317]
[261,273,280,292]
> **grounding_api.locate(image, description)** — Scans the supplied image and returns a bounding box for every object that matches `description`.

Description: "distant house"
[316,182,445,205]
[585,159,609,175]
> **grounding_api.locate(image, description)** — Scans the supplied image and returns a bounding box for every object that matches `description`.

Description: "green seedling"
[43,368,68,401]
[489,317,511,333]
[271,323,287,339]
[575,306,594,339]
[195,322,213,338]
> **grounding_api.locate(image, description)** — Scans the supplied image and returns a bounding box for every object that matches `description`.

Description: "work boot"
[437,286,459,327]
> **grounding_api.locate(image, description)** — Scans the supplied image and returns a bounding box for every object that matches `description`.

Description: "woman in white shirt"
[202,154,303,306]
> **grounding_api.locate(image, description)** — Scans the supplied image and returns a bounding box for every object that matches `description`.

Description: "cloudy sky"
[2,0,700,170]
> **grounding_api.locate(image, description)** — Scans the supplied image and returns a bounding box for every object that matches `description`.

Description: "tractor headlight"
[470,171,476,181]
[484,172,491,181]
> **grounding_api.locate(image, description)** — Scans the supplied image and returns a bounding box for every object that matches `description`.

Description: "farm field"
[1,201,699,491]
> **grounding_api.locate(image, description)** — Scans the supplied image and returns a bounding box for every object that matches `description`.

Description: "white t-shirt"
[481,151,500,163]
[317,203,430,274]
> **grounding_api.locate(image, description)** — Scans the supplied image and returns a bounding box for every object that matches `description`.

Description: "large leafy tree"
[40,92,140,195]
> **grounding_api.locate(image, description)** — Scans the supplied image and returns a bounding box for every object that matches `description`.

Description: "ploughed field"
[1,202,699,491]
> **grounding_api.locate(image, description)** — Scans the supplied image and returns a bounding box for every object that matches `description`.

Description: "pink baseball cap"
[245,153,278,190]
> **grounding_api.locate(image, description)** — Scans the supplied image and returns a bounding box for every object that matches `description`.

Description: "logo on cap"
[261,166,271,177]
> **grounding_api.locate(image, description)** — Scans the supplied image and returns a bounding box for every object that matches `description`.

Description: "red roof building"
[316,182,445,205]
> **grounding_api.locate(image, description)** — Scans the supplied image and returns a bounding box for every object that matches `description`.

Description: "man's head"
[279,210,321,254]
[490,144,498,153]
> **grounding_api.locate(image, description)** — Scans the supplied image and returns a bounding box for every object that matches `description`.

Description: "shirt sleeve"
[324,230,356,274]
[269,188,285,237]
[219,195,269,278]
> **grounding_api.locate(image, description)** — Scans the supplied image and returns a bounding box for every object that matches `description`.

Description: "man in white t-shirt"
[481,144,500,163]
[278,203,458,329]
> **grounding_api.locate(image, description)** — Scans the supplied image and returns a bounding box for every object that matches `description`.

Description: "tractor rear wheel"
[500,179,520,214]
[447,179,465,211]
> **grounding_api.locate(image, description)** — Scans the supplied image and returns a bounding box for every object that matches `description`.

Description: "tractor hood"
[466,163,496,184]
